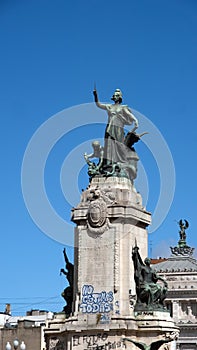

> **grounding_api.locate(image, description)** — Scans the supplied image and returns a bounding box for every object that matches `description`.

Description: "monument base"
[44,311,179,350]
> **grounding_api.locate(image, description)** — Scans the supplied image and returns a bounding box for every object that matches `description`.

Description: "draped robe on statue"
[96,102,136,165]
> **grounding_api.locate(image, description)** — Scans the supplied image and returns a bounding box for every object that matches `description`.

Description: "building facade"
[152,222,197,350]
[0,309,53,350]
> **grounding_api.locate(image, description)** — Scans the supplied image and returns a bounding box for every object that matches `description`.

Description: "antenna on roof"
[149,239,153,259]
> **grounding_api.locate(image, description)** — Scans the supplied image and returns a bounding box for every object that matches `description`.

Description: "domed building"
[152,221,197,350]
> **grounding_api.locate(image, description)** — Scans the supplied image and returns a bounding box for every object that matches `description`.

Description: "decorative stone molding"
[170,246,194,257]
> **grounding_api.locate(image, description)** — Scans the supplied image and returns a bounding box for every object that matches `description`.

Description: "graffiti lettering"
[82,333,108,345]
[84,340,125,350]
[73,336,80,346]
[72,334,125,350]
[100,314,110,323]
[80,285,114,314]
[136,311,154,316]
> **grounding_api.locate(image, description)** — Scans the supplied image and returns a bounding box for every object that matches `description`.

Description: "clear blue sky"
[0,0,196,315]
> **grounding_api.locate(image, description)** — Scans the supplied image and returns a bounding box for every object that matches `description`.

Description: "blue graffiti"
[100,314,110,324]
[80,285,114,314]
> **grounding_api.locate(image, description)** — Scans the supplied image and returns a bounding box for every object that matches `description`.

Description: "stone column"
[172,300,180,323]
[72,177,151,320]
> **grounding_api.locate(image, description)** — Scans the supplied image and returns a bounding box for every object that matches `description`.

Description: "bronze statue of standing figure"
[93,88,138,167]
[84,87,147,181]
[178,219,189,243]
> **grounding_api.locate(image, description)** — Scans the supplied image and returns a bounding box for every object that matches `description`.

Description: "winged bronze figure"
[123,334,177,350]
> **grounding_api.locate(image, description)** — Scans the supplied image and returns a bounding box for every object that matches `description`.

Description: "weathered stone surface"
[71,177,151,318]
[44,313,178,350]
[44,177,178,350]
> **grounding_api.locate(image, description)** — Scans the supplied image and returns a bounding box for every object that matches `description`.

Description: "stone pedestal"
[44,176,179,350]
[72,176,151,319]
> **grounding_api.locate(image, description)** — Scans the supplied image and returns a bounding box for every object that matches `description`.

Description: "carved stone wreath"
[87,198,109,235]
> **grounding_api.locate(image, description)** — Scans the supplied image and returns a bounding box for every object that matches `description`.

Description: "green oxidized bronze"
[132,244,168,312]
[178,219,189,247]
[84,88,147,181]
[170,219,194,256]
[123,333,178,350]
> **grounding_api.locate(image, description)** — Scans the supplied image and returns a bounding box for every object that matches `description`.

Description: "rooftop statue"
[84,87,147,181]
[170,219,194,256]
[178,219,189,243]
[132,244,168,311]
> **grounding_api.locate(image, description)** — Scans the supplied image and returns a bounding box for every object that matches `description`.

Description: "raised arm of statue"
[132,245,144,268]
[63,247,69,264]
[93,89,107,110]
[132,245,144,290]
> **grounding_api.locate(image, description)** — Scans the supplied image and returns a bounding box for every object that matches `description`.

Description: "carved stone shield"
[87,198,109,234]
